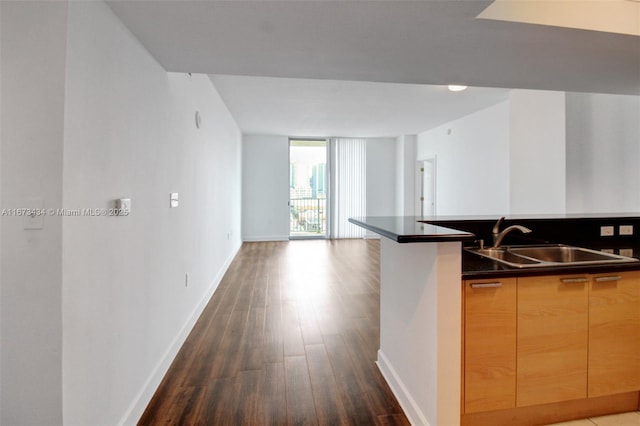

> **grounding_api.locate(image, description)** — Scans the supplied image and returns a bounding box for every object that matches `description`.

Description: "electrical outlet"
[619,225,634,236]
[600,226,615,237]
[620,248,634,257]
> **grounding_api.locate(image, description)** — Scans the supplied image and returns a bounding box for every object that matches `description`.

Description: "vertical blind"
[332,138,366,238]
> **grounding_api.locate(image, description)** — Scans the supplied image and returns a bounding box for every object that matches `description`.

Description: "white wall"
[2,2,243,424]
[395,135,417,216]
[242,135,290,241]
[366,138,397,237]
[62,3,242,424]
[509,90,566,214]
[1,2,67,424]
[417,101,510,216]
[366,138,397,217]
[566,93,640,213]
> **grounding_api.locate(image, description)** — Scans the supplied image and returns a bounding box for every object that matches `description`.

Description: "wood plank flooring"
[139,239,409,425]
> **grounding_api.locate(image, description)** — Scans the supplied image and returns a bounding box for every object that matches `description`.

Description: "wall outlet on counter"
[600,226,615,237]
[620,248,634,257]
[619,225,634,236]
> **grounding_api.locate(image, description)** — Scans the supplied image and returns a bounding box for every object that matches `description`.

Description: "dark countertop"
[417,212,640,221]
[348,216,475,243]
[462,247,640,279]
[349,215,640,279]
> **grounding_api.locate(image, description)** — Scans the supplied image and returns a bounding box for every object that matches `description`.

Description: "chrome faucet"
[492,216,532,248]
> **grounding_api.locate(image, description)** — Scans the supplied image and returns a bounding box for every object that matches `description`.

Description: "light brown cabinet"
[463,271,640,414]
[516,275,589,406]
[588,271,640,397]
[463,278,517,413]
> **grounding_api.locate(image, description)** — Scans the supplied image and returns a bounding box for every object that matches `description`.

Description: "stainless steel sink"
[466,244,638,268]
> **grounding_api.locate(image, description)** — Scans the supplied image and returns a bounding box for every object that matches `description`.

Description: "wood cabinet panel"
[516,275,589,407]
[588,271,640,397]
[463,278,517,413]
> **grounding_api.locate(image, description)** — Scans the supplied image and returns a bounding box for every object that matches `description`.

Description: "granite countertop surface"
[348,215,640,279]
[348,216,475,243]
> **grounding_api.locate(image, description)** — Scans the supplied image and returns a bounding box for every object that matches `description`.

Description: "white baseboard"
[242,235,289,242]
[376,350,430,426]
[118,241,242,425]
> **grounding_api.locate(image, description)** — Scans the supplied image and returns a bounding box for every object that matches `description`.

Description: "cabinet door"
[517,275,589,407]
[464,278,517,413]
[588,271,640,397]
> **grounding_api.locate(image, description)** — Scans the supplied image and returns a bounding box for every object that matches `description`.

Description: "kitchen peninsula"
[350,215,640,426]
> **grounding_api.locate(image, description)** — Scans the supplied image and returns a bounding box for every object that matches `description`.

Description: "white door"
[416,158,436,217]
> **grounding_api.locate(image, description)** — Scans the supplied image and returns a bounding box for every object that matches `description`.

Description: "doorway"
[289,139,328,238]
[416,158,436,217]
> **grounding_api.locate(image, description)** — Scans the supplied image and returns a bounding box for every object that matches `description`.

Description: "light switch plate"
[115,198,131,216]
[170,193,179,208]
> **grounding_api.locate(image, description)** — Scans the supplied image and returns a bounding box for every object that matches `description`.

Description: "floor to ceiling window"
[289,139,328,238]
[289,137,367,239]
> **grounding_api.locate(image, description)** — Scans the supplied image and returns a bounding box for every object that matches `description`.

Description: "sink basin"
[472,248,540,266]
[467,244,638,268]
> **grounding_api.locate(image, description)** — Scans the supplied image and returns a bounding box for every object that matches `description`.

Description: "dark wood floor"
[139,239,409,425]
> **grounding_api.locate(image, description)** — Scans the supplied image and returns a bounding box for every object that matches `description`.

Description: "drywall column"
[395,135,417,216]
[377,238,462,426]
[509,90,566,214]
[0,2,67,423]
[366,138,397,217]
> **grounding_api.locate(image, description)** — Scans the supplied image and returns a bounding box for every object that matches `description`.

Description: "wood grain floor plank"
[240,305,266,371]
[261,362,287,426]
[305,343,352,425]
[376,414,412,426]
[283,301,306,357]
[208,307,250,379]
[297,299,324,346]
[285,355,318,426]
[180,312,231,387]
[192,378,237,425]
[322,333,381,425]
[233,369,264,425]
[264,299,284,363]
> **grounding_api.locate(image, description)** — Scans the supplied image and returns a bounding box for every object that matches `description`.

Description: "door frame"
[415,156,437,217]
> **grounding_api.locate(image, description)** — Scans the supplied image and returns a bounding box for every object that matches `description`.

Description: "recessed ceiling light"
[448,85,468,92]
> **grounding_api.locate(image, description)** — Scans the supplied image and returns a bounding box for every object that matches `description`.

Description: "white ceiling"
[106,0,640,136]
[480,0,640,37]
[209,75,510,137]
